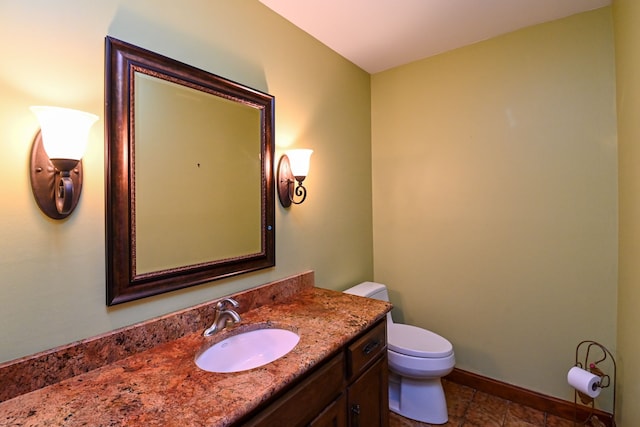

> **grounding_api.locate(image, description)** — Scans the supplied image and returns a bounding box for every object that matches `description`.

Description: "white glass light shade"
[30,106,98,161]
[286,149,313,178]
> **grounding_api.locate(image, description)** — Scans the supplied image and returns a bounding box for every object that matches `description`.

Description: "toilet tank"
[343,281,390,302]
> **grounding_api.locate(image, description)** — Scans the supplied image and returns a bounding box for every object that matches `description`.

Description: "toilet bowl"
[344,281,455,425]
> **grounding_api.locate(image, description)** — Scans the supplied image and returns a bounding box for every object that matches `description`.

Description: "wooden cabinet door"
[347,355,389,427]
[243,353,345,427]
[308,394,347,427]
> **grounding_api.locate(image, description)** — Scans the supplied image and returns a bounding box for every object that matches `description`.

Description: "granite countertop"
[0,287,391,426]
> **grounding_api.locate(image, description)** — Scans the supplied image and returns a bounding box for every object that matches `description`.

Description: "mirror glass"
[134,73,262,274]
[105,37,275,305]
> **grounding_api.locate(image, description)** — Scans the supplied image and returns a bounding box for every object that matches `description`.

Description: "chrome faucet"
[203,297,241,336]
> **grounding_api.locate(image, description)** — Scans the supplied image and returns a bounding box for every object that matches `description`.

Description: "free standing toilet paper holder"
[573,340,616,426]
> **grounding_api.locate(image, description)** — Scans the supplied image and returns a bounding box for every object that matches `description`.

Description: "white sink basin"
[196,327,300,373]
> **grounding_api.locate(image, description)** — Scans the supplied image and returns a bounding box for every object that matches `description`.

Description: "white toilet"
[344,281,455,425]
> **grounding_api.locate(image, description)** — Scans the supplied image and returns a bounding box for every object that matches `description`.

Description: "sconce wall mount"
[29,106,98,219]
[30,131,84,219]
[277,149,313,208]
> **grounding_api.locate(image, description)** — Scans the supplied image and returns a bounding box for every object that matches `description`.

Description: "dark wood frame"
[104,36,275,306]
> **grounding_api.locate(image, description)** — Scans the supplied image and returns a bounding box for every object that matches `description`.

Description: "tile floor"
[388,380,578,427]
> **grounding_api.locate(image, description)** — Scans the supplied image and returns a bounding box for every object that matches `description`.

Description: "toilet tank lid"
[388,323,454,358]
[343,281,386,297]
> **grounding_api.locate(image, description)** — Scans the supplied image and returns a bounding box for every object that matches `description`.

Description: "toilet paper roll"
[567,366,601,398]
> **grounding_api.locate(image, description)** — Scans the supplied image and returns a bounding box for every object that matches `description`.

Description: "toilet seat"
[388,323,453,358]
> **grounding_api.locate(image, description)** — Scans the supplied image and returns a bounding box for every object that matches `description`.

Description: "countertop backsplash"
[0,271,315,402]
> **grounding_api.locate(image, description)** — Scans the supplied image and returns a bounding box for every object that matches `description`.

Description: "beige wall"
[371,8,618,408]
[613,0,640,424]
[0,1,373,363]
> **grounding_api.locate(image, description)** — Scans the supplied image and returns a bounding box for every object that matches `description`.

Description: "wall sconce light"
[277,149,313,207]
[29,106,98,219]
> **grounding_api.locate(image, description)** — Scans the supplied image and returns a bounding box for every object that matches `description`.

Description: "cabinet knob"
[363,339,381,355]
[351,404,361,427]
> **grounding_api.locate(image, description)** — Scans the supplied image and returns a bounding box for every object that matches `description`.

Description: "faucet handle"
[216,297,239,311]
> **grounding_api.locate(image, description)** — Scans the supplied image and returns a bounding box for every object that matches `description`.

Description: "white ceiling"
[259,0,611,73]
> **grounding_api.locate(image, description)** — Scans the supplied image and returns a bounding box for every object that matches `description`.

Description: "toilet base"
[389,372,448,424]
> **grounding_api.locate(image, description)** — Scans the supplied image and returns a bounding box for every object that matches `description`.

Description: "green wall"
[371,8,617,409]
[613,0,640,424]
[0,0,373,363]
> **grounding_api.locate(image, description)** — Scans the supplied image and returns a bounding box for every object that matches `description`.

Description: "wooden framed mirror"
[105,37,275,305]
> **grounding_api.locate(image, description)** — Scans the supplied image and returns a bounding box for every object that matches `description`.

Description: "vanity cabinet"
[346,320,389,427]
[242,318,388,427]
